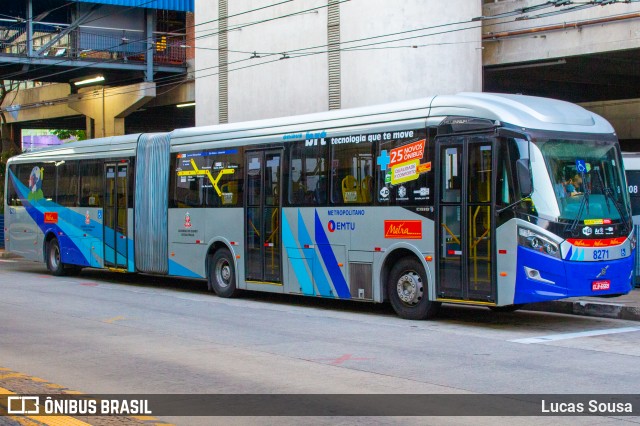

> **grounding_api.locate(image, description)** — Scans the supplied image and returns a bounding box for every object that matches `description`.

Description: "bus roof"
[7,93,615,162]
[432,93,614,134]
[7,134,142,164]
[170,92,614,145]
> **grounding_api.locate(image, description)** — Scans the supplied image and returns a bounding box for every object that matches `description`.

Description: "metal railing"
[0,24,186,65]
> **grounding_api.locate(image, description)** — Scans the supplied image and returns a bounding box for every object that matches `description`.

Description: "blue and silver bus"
[4,93,635,319]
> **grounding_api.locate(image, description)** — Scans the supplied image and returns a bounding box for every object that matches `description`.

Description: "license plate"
[592,280,611,291]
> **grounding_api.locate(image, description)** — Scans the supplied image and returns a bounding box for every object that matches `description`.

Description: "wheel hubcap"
[216,259,231,288]
[50,244,60,270]
[396,271,423,305]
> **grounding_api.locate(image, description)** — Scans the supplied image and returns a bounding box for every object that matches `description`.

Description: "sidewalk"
[2,247,640,321]
[524,288,640,321]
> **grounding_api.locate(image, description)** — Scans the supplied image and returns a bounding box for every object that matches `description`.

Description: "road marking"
[510,326,640,344]
[0,386,91,426]
[0,369,172,425]
[315,354,371,365]
[103,316,126,324]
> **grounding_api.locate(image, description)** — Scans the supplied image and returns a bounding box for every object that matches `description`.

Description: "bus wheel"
[209,248,237,298]
[388,258,440,320]
[46,239,67,276]
[489,304,523,313]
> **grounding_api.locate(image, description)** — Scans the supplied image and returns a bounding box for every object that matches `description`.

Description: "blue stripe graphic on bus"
[314,210,351,299]
[168,259,203,278]
[9,171,88,265]
[297,210,333,297]
[281,212,314,295]
[9,169,133,269]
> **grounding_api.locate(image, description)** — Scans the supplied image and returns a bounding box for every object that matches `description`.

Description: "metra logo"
[328,220,355,232]
[384,220,422,239]
[44,212,58,224]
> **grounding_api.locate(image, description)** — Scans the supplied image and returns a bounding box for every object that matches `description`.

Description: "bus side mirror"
[516,159,532,197]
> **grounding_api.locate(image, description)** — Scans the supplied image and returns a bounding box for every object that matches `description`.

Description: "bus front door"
[435,136,496,303]
[245,150,282,284]
[104,162,130,270]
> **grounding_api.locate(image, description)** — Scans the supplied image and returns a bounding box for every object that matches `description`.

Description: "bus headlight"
[629,230,637,251]
[518,227,561,259]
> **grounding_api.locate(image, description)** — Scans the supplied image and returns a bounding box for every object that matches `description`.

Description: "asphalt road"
[1,258,640,425]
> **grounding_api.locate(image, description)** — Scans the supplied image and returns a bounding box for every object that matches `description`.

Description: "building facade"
[194,0,483,126]
[195,0,640,146]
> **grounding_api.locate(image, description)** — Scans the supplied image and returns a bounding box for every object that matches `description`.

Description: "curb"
[0,250,20,260]
[525,300,640,322]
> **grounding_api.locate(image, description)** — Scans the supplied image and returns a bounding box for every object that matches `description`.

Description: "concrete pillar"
[69,82,156,138]
[1,122,21,154]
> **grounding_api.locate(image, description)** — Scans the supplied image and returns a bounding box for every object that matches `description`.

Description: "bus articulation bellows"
[4,93,635,319]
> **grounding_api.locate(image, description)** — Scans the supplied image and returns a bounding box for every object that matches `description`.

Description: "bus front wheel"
[388,258,440,320]
[209,248,238,298]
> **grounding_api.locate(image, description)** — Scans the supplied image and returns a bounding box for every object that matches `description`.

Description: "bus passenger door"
[104,162,130,270]
[435,136,496,303]
[245,150,282,284]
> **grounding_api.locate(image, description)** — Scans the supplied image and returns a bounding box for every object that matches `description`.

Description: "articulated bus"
[4,93,635,319]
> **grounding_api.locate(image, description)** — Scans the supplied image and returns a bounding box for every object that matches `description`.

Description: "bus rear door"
[435,135,497,303]
[245,149,283,284]
[104,162,131,270]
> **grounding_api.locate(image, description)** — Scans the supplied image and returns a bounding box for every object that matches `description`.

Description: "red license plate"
[592,280,611,291]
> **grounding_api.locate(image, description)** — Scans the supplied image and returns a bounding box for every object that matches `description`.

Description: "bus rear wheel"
[388,258,440,320]
[209,248,238,298]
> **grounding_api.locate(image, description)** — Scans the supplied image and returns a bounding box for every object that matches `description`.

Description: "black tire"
[46,239,67,276]
[387,257,440,320]
[208,248,238,298]
[489,304,523,313]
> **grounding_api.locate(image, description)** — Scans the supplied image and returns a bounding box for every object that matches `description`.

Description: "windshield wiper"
[602,186,631,235]
[594,168,631,234]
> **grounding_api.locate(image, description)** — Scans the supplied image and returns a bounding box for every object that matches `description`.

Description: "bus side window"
[442,147,462,203]
[377,128,431,206]
[288,140,327,206]
[80,160,103,207]
[331,141,373,205]
[496,138,519,207]
[56,161,79,207]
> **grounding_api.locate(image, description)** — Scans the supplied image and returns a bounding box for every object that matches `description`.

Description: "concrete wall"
[581,99,640,141]
[482,0,640,66]
[340,0,481,108]
[195,0,482,126]
[0,84,76,124]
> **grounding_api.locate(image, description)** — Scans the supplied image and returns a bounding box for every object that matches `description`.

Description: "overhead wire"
[2,0,640,112]
[0,0,302,80]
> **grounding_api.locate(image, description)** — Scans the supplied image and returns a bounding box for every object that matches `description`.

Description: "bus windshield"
[531,136,630,224]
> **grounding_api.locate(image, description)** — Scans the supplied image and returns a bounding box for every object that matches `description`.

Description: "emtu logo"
[327,220,355,232]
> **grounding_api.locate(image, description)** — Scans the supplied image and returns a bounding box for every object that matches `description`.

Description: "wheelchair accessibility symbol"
[576,160,587,174]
